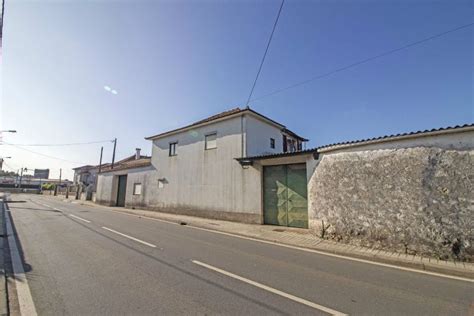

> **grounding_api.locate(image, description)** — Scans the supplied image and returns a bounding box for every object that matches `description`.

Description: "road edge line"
[4,203,38,316]
[185,225,474,283]
[37,196,474,282]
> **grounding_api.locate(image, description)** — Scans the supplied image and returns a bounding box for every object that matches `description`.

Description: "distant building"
[34,169,50,179]
[96,107,307,224]
[0,176,71,188]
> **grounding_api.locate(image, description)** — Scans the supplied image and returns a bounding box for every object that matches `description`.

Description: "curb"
[0,201,9,315]
[113,209,474,280]
[179,226,474,280]
[46,195,474,280]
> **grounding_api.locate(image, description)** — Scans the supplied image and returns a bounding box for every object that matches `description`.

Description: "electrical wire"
[249,21,474,103]
[245,0,285,106]
[2,143,90,165]
[4,139,114,147]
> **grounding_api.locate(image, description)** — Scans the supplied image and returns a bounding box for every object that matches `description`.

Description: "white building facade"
[96,107,307,223]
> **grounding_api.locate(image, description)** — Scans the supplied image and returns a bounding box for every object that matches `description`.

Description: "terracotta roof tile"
[237,123,474,161]
[144,107,306,141]
[99,157,151,173]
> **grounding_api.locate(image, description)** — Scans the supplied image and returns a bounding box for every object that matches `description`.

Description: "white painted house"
[96,107,308,224]
[95,105,473,235]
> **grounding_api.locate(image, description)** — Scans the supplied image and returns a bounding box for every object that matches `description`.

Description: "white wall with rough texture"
[307,129,474,261]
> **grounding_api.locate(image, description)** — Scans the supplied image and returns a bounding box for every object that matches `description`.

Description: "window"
[205,133,217,150]
[133,183,142,195]
[270,138,275,149]
[169,142,177,156]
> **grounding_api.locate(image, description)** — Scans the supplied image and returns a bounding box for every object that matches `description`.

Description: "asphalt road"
[6,194,474,315]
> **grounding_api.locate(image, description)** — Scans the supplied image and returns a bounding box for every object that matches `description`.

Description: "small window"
[133,183,142,195]
[169,142,177,156]
[270,138,275,149]
[205,133,217,150]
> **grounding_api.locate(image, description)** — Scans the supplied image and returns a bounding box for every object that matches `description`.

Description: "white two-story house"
[96,107,309,226]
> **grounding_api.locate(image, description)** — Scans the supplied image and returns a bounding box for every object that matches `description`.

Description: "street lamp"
[0,130,16,133]
[0,157,11,172]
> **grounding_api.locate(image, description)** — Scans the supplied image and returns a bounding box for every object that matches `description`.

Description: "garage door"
[263,164,308,228]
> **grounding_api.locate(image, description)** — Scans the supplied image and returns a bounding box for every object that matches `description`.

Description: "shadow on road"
[4,204,33,278]
[67,216,286,314]
[10,206,60,213]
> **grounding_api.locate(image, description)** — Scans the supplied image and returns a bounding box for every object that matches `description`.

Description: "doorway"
[263,164,308,228]
[116,175,127,207]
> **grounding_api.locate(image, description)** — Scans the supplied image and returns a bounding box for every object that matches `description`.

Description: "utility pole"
[19,167,26,189]
[55,168,61,196]
[111,138,117,169]
[98,146,103,173]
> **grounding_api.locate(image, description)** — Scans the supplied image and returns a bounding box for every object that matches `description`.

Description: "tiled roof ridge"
[237,123,474,161]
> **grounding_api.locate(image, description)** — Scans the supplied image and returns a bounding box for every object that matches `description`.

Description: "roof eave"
[145,109,286,141]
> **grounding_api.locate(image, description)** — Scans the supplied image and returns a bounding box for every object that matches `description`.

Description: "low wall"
[308,147,473,261]
[0,188,40,194]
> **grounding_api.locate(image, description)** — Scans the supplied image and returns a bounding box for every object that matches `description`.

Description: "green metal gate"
[116,175,127,207]
[263,164,308,228]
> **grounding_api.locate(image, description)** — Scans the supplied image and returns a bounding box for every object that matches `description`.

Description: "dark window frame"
[205,132,217,150]
[270,138,275,149]
[133,183,142,195]
[169,142,178,156]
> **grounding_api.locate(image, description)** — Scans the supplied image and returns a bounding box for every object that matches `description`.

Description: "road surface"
[5,194,474,315]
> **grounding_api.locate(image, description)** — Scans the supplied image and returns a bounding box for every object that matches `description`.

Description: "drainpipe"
[241,115,245,158]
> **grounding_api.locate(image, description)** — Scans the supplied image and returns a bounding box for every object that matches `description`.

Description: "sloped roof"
[72,165,95,171]
[317,123,474,151]
[145,107,307,141]
[99,156,151,173]
[75,154,151,174]
[236,123,474,161]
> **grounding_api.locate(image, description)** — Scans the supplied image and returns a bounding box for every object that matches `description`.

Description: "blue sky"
[1,0,473,179]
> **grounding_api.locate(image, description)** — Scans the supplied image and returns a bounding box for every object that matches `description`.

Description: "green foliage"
[0,170,17,177]
[42,183,56,190]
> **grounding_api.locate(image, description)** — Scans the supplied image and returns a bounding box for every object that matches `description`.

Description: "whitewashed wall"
[245,115,283,156]
[306,128,474,260]
[95,166,155,207]
[149,116,263,223]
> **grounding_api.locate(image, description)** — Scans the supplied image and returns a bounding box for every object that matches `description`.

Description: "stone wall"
[308,147,474,261]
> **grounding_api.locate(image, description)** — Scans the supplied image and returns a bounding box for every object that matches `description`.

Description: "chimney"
[135,148,141,160]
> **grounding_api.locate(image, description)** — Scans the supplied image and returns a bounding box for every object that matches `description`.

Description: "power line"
[4,139,114,147]
[1,161,16,172]
[250,21,474,103]
[3,143,90,165]
[245,0,285,106]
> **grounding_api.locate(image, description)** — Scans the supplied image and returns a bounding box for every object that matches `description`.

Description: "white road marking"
[186,226,474,283]
[4,206,38,316]
[85,205,179,225]
[34,197,474,283]
[102,226,157,248]
[69,214,91,223]
[192,260,346,315]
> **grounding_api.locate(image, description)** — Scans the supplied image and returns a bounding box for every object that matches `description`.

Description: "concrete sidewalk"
[46,195,474,279]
